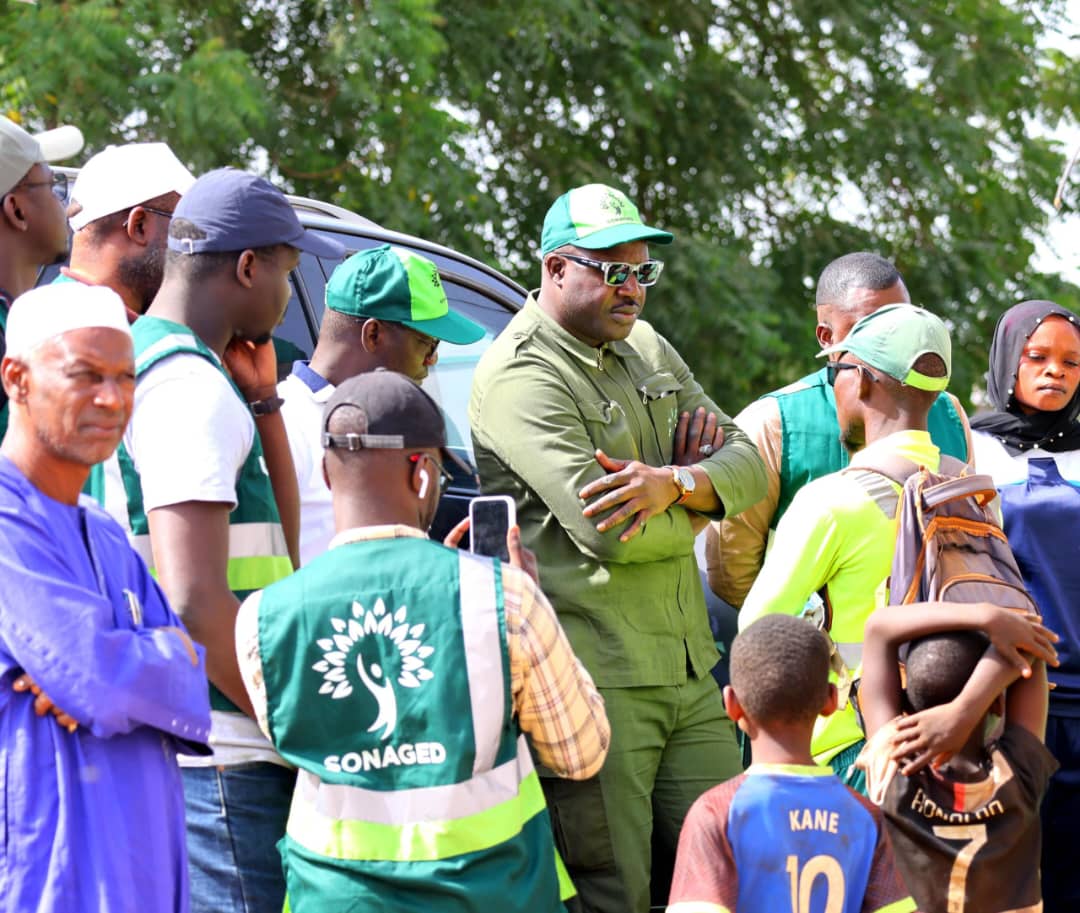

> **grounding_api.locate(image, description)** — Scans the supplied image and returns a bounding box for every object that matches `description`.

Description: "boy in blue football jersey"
[669,615,915,913]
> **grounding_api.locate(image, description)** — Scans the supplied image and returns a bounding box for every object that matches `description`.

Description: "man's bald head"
[814,252,910,351]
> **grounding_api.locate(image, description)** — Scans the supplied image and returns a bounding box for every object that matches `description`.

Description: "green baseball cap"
[541,183,674,255]
[818,303,952,392]
[326,245,485,346]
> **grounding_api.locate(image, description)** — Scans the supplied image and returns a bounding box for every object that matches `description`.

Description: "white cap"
[69,142,195,230]
[0,116,84,196]
[5,284,132,360]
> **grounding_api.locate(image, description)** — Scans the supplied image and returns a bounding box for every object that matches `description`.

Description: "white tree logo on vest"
[312,598,435,741]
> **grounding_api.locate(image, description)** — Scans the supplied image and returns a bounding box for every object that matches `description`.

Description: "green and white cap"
[541,183,674,255]
[818,303,952,392]
[325,244,485,346]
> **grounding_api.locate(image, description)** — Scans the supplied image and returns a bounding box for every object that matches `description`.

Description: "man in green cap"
[706,252,971,610]
[279,244,485,565]
[470,183,767,913]
[739,303,953,792]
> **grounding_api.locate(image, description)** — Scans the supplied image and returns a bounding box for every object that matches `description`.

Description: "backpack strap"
[848,451,921,486]
[937,454,968,477]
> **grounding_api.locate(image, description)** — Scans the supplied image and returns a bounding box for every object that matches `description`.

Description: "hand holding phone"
[469,496,516,562]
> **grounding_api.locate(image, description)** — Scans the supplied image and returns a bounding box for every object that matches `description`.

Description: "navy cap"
[167,168,345,258]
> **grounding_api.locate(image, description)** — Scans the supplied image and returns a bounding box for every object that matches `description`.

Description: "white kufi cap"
[69,142,195,230]
[0,116,84,196]
[5,284,132,359]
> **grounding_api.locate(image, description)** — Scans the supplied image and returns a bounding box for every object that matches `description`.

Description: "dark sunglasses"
[826,361,877,386]
[408,452,454,494]
[560,253,664,287]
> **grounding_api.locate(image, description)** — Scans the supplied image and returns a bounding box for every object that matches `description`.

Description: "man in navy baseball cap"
[93,167,345,913]
[167,167,343,257]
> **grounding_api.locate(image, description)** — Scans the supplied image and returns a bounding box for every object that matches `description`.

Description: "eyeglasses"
[10,171,68,202]
[826,361,877,386]
[139,205,175,220]
[408,452,454,494]
[123,205,174,231]
[559,253,665,287]
[402,325,440,353]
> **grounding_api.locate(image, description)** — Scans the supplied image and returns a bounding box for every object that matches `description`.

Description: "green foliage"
[1,0,1077,410]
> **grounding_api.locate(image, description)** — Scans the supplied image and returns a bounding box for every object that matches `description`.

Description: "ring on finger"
[700,443,715,457]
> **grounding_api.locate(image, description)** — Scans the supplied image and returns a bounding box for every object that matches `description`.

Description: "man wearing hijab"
[0,283,212,911]
[971,299,1080,912]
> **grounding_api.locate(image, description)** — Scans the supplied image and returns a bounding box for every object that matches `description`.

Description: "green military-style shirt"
[469,295,767,688]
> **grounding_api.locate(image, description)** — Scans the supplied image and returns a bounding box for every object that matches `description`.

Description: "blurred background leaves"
[2,0,1078,409]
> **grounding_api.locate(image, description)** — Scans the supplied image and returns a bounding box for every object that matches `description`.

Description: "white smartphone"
[468,495,516,562]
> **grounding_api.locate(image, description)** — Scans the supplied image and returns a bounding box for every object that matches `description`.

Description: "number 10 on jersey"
[786,854,845,913]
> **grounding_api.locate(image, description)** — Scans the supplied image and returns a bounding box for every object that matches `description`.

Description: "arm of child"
[890,647,1020,774]
[1005,657,1049,742]
[886,607,1057,773]
[861,601,1057,740]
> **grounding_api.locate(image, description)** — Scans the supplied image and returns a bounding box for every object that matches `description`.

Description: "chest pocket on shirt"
[580,399,639,461]
[637,372,683,449]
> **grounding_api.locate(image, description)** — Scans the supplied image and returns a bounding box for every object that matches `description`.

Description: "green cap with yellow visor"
[326,244,485,346]
[818,303,952,392]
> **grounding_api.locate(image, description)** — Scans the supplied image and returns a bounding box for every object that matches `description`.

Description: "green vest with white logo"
[90,315,292,712]
[258,535,570,913]
[769,366,968,525]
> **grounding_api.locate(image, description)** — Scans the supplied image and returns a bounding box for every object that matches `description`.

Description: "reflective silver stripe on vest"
[97,451,131,531]
[228,522,288,558]
[848,468,900,519]
[458,551,505,775]
[291,732,535,826]
[127,521,286,573]
[136,332,216,373]
[130,533,155,566]
[835,642,863,672]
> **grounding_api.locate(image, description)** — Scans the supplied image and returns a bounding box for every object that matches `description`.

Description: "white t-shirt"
[278,369,338,566]
[124,351,253,510]
[110,350,284,768]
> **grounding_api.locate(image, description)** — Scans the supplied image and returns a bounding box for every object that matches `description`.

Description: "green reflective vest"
[769,366,968,525]
[90,316,292,711]
[258,535,570,913]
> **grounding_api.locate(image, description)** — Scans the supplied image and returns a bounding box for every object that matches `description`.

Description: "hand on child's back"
[979,604,1059,673]
[887,703,968,775]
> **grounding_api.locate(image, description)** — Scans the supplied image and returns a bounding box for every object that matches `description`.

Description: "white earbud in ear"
[418,468,430,499]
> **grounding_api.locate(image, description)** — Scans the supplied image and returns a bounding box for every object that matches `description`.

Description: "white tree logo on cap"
[312,598,435,740]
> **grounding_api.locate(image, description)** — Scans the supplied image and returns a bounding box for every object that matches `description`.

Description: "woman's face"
[1013,315,1080,415]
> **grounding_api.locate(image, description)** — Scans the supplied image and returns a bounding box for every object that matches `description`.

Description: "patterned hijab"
[971,299,1080,455]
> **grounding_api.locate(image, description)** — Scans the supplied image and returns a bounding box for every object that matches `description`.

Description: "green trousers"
[540,673,743,913]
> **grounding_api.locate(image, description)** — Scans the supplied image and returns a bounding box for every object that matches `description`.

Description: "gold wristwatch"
[669,466,695,505]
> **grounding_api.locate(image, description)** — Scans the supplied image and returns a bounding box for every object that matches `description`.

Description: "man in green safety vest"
[93,168,345,913]
[707,251,972,610]
[236,370,610,913]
